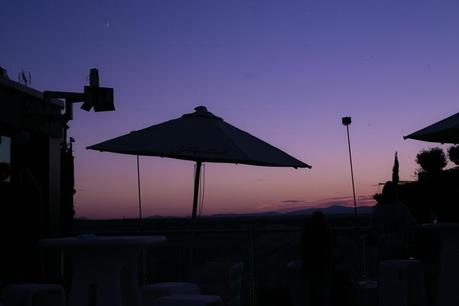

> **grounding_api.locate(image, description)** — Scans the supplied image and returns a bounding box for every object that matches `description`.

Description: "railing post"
[248,227,256,306]
[141,249,147,286]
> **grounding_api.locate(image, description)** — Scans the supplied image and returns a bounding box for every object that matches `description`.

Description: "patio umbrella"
[403,112,459,144]
[88,106,311,219]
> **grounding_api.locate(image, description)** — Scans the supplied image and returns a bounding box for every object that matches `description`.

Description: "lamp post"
[342,116,357,219]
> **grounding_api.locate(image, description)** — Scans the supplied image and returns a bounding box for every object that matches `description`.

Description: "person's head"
[381,181,397,203]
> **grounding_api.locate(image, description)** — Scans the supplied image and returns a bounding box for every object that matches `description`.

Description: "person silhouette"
[301,211,333,306]
[371,181,416,260]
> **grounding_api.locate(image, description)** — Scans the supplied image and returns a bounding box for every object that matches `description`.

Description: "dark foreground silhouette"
[301,211,333,306]
[371,181,416,260]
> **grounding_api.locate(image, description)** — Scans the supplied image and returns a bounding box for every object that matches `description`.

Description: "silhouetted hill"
[210,205,372,218]
[210,211,282,218]
[286,205,372,216]
[76,204,374,221]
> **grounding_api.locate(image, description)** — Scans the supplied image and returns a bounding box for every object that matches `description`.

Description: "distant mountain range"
[76,204,374,221]
[206,204,373,218]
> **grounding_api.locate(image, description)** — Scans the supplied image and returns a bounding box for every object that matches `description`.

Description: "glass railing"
[50,224,373,306]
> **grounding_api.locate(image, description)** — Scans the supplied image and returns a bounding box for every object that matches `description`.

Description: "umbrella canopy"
[404,112,459,144]
[88,106,310,219]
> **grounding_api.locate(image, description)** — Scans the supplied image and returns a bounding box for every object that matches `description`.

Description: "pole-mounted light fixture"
[43,68,115,122]
[40,68,115,151]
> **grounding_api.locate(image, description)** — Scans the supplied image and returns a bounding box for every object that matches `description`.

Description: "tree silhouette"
[392,152,399,184]
[415,147,447,174]
[447,145,459,166]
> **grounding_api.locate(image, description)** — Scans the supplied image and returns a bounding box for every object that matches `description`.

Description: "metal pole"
[192,161,202,220]
[136,155,143,230]
[345,124,358,219]
[361,234,367,280]
[188,161,202,279]
[249,228,256,306]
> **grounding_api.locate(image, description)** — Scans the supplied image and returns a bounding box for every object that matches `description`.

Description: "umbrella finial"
[194,106,208,113]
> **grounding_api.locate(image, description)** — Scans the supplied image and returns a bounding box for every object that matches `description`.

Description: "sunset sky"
[2,0,458,219]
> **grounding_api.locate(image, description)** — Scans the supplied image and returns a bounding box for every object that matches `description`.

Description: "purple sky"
[2,1,459,218]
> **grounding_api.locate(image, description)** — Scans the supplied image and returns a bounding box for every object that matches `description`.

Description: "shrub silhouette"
[392,152,399,184]
[448,145,459,166]
[415,147,447,174]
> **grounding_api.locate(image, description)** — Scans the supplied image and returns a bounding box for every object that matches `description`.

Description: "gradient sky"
[2,0,458,219]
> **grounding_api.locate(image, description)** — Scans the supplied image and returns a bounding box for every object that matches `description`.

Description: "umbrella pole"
[192,161,202,220]
[136,155,143,231]
[188,161,202,278]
